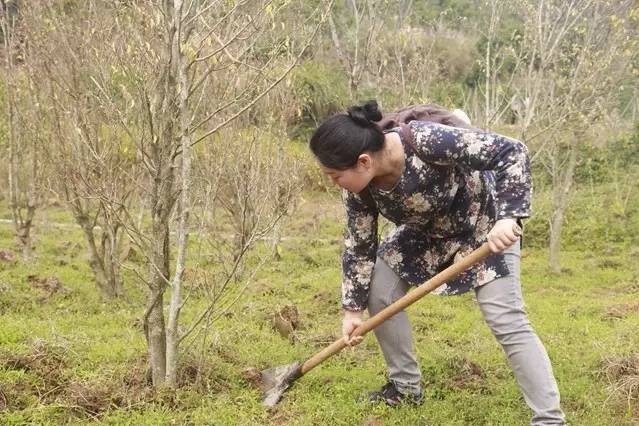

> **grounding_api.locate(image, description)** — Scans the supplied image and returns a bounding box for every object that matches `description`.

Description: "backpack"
[375,103,479,131]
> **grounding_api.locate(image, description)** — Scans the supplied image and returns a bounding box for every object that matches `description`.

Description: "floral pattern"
[341,121,532,311]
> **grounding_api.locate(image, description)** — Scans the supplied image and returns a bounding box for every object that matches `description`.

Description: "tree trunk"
[103,227,124,298]
[166,0,192,386]
[77,216,121,299]
[19,230,32,260]
[145,203,172,385]
[6,64,35,262]
[145,287,167,385]
[272,221,282,261]
[9,166,38,262]
[549,141,578,273]
[3,3,33,262]
[144,0,179,387]
[16,205,35,261]
[548,209,563,273]
[144,157,175,385]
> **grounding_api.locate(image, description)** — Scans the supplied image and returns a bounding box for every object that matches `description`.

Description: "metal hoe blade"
[260,362,302,407]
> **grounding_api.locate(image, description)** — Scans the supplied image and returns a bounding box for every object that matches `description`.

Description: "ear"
[356,153,372,169]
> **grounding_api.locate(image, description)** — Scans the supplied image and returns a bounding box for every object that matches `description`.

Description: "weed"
[600,353,639,418]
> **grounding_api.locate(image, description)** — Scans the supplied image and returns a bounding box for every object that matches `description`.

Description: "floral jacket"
[341,120,532,311]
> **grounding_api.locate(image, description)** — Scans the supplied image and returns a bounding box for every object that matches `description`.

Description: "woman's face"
[318,154,374,193]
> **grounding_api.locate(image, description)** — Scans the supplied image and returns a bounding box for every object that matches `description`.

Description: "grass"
[0,190,638,425]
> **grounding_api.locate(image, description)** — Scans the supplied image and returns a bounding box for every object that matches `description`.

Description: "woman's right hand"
[342,310,364,346]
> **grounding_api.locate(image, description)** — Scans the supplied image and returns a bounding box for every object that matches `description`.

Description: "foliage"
[575,124,639,184]
[410,0,483,26]
[288,60,350,132]
[524,125,639,251]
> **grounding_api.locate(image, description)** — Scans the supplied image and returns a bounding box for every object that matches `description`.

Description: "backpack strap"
[399,122,454,173]
[399,123,414,150]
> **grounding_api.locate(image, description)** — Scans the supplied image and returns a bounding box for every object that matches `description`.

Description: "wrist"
[343,309,364,318]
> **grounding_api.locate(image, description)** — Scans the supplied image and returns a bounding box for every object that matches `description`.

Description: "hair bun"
[362,100,382,121]
[347,99,382,126]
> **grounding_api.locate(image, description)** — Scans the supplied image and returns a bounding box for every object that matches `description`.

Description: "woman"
[309,100,565,425]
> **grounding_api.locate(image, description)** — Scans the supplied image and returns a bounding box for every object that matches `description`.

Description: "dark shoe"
[368,381,424,407]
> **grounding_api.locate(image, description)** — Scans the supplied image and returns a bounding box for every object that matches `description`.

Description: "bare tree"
[21,0,330,386]
[512,0,637,272]
[337,4,475,108]
[476,0,521,127]
[22,2,134,298]
[397,0,413,27]
[328,0,386,96]
[472,0,637,271]
[181,126,299,363]
[81,0,334,386]
[1,0,43,261]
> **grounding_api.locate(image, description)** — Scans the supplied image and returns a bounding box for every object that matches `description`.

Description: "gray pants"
[368,243,565,425]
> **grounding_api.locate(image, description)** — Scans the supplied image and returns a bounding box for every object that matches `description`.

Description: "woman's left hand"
[487,218,521,253]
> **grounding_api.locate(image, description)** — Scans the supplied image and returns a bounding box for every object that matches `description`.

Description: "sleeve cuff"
[341,303,367,312]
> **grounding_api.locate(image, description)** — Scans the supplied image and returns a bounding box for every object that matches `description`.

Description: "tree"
[84,0,333,386]
[181,126,299,363]
[0,0,44,261]
[474,0,638,271]
[328,0,386,96]
[23,2,134,298]
[515,0,637,272]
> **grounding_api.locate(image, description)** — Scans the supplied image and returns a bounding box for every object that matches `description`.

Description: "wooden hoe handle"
[300,225,521,375]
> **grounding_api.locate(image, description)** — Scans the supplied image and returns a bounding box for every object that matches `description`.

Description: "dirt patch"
[58,359,151,418]
[27,275,70,302]
[360,417,383,426]
[311,289,340,314]
[0,380,36,411]
[446,356,488,392]
[296,331,339,348]
[212,343,242,366]
[621,279,639,294]
[268,408,294,425]
[1,338,69,393]
[1,344,147,418]
[63,381,113,418]
[118,355,153,395]
[177,350,237,395]
[593,279,639,297]
[312,289,334,303]
[271,304,301,340]
[0,339,72,412]
[241,367,263,389]
[62,353,226,414]
[597,258,623,269]
[600,353,639,418]
[0,250,16,262]
[1,341,242,419]
[0,388,7,411]
[603,302,639,320]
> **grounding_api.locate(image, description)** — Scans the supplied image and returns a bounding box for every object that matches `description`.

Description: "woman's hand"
[487,218,521,253]
[342,310,364,346]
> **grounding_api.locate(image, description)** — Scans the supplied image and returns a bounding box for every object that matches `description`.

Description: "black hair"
[309,100,385,170]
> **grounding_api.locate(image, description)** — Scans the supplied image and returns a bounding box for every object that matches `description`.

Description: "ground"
[0,192,638,425]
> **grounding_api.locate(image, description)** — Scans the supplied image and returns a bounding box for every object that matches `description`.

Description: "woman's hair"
[310,100,385,170]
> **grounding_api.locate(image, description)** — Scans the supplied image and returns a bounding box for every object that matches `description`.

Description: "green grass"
[0,190,638,425]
